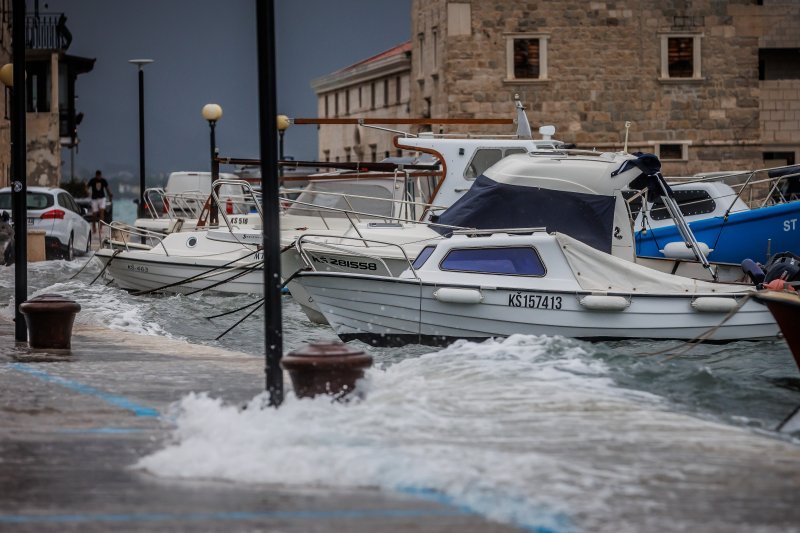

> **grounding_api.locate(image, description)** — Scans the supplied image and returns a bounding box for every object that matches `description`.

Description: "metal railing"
[296,233,422,280]
[101,221,169,254]
[25,13,70,50]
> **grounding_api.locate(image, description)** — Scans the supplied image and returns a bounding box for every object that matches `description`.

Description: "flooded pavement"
[1,258,800,531]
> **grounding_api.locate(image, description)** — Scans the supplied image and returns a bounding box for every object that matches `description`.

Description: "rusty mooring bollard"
[281,340,373,400]
[19,294,81,349]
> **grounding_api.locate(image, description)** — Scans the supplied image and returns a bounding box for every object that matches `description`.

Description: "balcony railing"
[25,13,70,50]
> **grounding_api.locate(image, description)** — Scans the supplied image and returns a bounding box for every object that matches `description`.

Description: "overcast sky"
[40,0,411,181]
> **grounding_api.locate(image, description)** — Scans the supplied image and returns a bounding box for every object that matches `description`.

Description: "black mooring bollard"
[281,340,373,401]
[19,294,81,350]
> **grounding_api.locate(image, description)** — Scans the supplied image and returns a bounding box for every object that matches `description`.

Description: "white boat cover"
[555,233,749,294]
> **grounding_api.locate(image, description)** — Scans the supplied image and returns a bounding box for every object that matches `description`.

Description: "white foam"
[136,335,671,530]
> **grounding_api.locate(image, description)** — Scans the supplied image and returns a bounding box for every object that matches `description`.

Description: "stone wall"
[0,17,11,189]
[410,0,800,175]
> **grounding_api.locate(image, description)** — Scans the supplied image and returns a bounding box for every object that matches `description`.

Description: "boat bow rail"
[295,233,421,280]
[102,221,168,253]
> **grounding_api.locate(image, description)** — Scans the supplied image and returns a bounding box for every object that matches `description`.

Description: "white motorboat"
[283,148,753,323]
[98,98,566,299]
[293,230,778,346]
[95,226,264,294]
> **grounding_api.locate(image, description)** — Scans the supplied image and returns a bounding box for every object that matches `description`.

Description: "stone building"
[0,9,93,189]
[0,7,11,188]
[410,0,800,175]
[311,41,412,162]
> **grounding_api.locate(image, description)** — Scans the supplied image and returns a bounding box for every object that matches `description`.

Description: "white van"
[164,171,249,216]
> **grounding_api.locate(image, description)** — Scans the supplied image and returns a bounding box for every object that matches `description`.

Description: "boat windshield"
[440,247,546,276]
[285,181,395,218]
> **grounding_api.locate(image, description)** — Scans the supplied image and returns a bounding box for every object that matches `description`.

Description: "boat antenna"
[515,94,532,139]
[623,121,631,153]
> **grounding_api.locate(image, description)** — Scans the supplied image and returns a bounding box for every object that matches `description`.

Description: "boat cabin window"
[650,189,716,221]
[412,245,436,269]
[440,246,546,276]
[285,182,395,218]
[464,147,529,180]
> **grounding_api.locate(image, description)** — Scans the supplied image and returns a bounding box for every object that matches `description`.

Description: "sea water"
[2,254,799,531]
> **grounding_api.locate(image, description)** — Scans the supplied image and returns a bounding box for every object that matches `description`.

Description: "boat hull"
[752,290,800,371]
[94,250,263,295]
[297,273,779,346]
[636,202,800,264]
[281,245,414,324]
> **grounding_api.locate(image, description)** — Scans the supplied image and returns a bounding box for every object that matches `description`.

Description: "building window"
[764,151,796,167]
[656,142,689,161]
[447,3,471,36]
[345,147,351,163]
[345,90,350,115]
[370,82,376,110]
[505,34,548,81]
[323,150,330,163]
[660,34,703,80]
[369,144,377,162]
[26,62,51,112]
[417,32,425,77]
[324,95,329,118]
[759,48,800,80]
[383,80,389,108]
[395,76,401,104]
[335,92,339,117]
[358,86,363,108]
[432,26,439,71]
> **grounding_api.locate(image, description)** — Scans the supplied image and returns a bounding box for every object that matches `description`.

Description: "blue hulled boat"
[634,165,800,264]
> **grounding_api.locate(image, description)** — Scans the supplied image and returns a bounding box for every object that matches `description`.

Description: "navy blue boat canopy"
[432,174,616,253]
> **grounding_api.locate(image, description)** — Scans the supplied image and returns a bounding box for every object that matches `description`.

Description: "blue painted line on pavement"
[0,507,469,525]
[399,486,567,533]
[8,363,160,418]
[57,427,149,434]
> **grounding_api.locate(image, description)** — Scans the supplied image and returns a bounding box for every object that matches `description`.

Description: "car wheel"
[66,233,74,261]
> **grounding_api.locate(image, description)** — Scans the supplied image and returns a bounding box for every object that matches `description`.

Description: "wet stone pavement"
[0,319,523,533]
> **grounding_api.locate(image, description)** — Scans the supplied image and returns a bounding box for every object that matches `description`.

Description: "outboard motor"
[763,252,800,285]
[741,258,765,286]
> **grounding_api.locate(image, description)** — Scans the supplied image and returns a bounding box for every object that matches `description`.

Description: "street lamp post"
[129,59,153,219]
[276,114,290,187]
[276,114,290,161]
[5,0,28,342]
[202,103,222,226]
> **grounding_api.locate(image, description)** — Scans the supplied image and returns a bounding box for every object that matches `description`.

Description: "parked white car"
[0,186,92,260]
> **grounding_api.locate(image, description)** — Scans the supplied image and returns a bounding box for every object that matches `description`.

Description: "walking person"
[86,170,112,240]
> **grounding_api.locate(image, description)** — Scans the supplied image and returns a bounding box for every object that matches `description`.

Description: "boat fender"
[660,241,713,260]
[691,297,738,313]
[433,287,483,304]
[741,258,765,286]
[579,295,629,311]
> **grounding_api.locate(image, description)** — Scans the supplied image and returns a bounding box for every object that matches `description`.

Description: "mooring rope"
[640,292,755,360]
[69,252,97,280]
[129,249,260,296]
[183,260,264,296]
[88,249,122,286]
[212,267,310,339]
